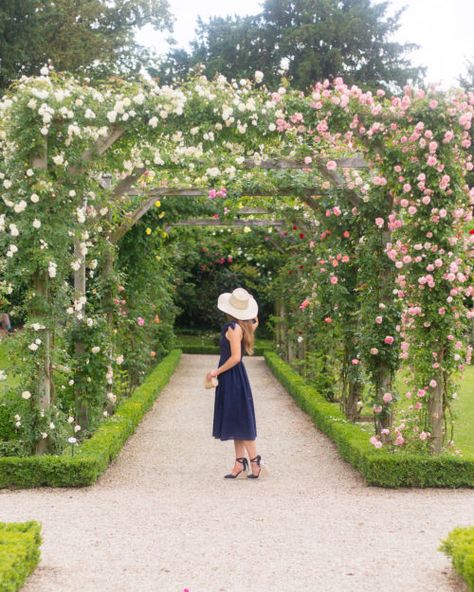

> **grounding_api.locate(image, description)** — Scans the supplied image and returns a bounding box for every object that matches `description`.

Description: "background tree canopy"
[0,0,172,92]
[156,0,424,91]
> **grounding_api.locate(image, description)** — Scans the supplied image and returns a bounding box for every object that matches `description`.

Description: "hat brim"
[217,292,258,321]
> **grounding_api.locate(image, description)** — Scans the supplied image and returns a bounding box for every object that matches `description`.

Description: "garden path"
[1,354,473,592]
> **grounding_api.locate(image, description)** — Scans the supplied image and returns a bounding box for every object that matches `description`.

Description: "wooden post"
[31,143,53,454]
[428,355,445,453]
[73,237,89,429]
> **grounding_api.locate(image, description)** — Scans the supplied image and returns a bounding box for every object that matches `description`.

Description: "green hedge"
[0,522,42,592]
[264,351,474,488]
[0,350,181,489]
[441,527,474,591]
[180,344,271,356]
[177,334,273,356]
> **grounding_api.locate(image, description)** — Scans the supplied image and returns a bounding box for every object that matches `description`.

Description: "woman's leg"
[243,439,261,476]
[230,439,247,475]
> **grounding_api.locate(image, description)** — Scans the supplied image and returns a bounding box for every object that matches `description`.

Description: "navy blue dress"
[212,321,257,441]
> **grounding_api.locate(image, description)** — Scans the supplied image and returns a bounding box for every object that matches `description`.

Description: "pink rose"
[326,160,337,171]
[351,358,360,365]
[330,276,338,285]
[384,336,394,345]
[373,405,383,414]
[394,434,405,446]
[375,316,383,324]
[370,348,379,355]
[299,299,310,310]
[137,317,145,326]
[383,392,393,403]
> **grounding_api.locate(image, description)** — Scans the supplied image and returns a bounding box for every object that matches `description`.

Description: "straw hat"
[217,288,258,321]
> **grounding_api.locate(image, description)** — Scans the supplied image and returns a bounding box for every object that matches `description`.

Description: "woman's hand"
[206,369,218,381]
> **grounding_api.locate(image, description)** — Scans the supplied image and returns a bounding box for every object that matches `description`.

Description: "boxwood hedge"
[441,527,474,590]
[0,521,42,592]
[264,351,474,488]
[0,350,181,489]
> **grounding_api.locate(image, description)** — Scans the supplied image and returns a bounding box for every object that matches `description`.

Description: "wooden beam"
[167,219,283,230]
[243,156,368,170]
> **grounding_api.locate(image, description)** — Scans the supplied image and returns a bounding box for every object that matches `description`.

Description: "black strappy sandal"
[248,454,264,479]
[224,457,249,479]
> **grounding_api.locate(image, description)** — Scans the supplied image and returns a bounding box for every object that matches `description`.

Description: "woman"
[206,287,264,479]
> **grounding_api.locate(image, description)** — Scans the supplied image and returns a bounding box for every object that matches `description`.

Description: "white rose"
[9,224,19,236]
[21,390,32,400]
[14,200,27,213]
[32,219,41,229]
[91,346,101,354]
[255,70,264,83]
[148,116,158,128]
[68,437,77,444]
[31,193,40,203]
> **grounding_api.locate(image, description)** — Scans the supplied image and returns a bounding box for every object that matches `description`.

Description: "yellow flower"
[158,211,165,219]
[155,200,161,207]
[145,227,152,235]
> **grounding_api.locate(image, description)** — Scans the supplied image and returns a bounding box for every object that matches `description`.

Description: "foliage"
[177,333,273,356]
[0,0,172,92]
[440,527,474,591]
[0,67,472,456]
[0,521,41,592]
[265,351,474,487]
[171,225,281,333]
[157,0,424,91]
[0,350,180,488]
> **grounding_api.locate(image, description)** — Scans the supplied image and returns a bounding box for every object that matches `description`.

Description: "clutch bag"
[204,375,219,389]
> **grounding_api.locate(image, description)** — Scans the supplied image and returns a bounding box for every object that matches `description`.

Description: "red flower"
[299,233,305,239]
[470,229,474,235]
[293,225,298,230]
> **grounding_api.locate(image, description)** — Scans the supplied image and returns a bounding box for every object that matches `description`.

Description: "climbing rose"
[299,299,310,310]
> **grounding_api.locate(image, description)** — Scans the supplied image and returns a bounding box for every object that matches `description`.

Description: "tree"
[0,0,172,92]
[156,0,424,91]
[459,59,474,91]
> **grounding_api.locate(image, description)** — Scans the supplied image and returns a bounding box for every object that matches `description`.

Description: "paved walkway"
[1,354,473,592]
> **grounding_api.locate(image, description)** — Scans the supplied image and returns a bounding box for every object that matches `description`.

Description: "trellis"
[1,72,472,455]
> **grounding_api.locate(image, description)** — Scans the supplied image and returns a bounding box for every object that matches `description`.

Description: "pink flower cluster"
[208,187,227,199]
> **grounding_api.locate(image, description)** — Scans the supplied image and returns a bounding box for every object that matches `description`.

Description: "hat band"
[229,294,249,310]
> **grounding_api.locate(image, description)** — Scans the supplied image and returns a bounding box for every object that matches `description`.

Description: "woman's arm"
[206,325,242,380]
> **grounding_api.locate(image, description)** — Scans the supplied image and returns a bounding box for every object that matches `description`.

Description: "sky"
[137,0,474,88]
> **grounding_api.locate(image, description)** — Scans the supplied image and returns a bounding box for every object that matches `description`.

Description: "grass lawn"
[452,365,474,458]
[0,337,19,396]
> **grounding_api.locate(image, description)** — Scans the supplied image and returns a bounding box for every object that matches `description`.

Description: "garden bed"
[264,351,474,488]
[0,521,42,592]
[441,527,474,591]
[0,350,181,489]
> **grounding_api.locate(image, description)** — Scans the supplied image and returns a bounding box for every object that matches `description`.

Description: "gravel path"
[1,354,473,592]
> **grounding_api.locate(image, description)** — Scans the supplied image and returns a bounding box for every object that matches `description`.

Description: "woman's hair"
[226,315,256,355]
